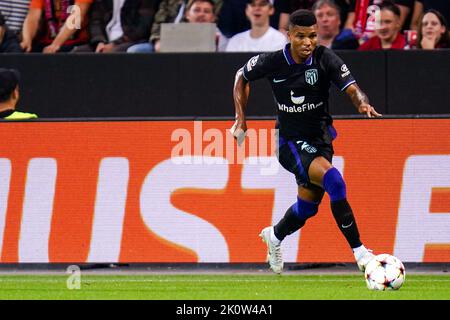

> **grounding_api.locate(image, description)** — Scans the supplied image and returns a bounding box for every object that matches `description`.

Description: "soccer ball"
[364,254,406,291]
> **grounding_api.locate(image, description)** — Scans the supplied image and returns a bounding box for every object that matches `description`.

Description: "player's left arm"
[345,83,382,118]
[321,47,382,118]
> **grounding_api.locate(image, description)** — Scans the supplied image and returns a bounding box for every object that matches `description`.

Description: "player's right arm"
[231,67,250,146]
[230,53,276,145]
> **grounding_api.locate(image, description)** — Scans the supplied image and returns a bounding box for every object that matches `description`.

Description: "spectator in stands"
[225,0,287,52]
[185,0,227,51]
[313,0,359,49]
[21,0,93,53]
[72,0,158,53]
[0,0,30,35]
[186,0,227,51]
[358,1,407,50]
[410,1,450,33]
[218,0,287,38]
[131,0,224,52]
[416,9,449,49]
[150,0,222,52]
[0,68,38,120]
[278,0,351,35]
[344,0,385,44]
[0,12,23,52]
[348,0,415,32]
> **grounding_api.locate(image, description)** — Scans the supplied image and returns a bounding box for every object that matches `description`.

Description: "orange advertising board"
[0,119,449,263]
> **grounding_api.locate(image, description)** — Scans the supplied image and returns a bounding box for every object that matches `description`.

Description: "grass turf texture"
[0,274,448,300]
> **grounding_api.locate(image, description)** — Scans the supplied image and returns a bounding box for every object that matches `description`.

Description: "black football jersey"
[242,44,356,145]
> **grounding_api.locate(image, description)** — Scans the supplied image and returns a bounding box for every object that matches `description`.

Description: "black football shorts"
[277,137,333,187]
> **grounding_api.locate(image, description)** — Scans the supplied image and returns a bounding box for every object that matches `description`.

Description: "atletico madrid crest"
[305,69,318,85]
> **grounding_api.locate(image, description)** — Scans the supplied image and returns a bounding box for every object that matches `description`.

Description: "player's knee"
[323,167,347,201]
[294,197,319,220]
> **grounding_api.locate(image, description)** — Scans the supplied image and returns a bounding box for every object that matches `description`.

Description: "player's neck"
[249,24,270,39]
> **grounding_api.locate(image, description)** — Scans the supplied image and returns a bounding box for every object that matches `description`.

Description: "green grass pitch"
[0,274,449,300]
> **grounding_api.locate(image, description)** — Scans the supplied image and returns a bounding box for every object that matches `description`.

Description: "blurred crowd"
[0,0,449,53]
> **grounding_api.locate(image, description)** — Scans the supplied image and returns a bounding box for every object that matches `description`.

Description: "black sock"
[273,204,305,241]
[330,199,362,248]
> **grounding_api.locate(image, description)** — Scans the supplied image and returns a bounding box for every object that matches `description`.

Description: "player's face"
[185,1,216,23]
[288,25,318,60]
[314,5,340,38]
[421,12,445,41]
[376,9,400,42]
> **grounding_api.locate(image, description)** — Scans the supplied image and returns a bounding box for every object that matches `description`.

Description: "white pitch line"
[0,279,448,283]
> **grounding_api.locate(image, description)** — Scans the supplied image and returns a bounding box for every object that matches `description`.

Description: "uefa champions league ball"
[364,254,406,291]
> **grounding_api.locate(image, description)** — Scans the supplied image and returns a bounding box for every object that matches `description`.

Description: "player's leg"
[259,185,324,274]
[273,184,324,241]
[259,138,325,273]
[308,157,374,271]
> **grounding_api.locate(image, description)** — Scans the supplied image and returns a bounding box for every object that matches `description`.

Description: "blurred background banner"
[0,118,449,263]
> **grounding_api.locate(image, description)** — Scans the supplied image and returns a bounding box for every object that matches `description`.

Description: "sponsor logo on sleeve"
[247,55,260,71]
[341,64,351,77]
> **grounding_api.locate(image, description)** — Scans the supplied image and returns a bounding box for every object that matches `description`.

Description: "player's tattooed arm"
[345,83,382,118]
[231,67,250,146]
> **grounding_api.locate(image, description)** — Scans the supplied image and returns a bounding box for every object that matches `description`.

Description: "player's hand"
[358,103,382,118]
[230,120,247,146]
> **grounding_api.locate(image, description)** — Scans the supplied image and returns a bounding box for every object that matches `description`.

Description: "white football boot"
[355,249,375,272]
[259,226,283,274]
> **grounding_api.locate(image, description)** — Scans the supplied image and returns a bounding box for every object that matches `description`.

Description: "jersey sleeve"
[321,47,356,91]
[242,53,276,82]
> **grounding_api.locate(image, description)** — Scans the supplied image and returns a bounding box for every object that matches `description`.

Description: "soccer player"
[230,9,381,274]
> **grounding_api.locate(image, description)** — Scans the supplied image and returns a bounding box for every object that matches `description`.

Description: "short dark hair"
[379,1,401,17]
[0,12,5,26]
[289,9,317,27]
[0,69,20,103]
